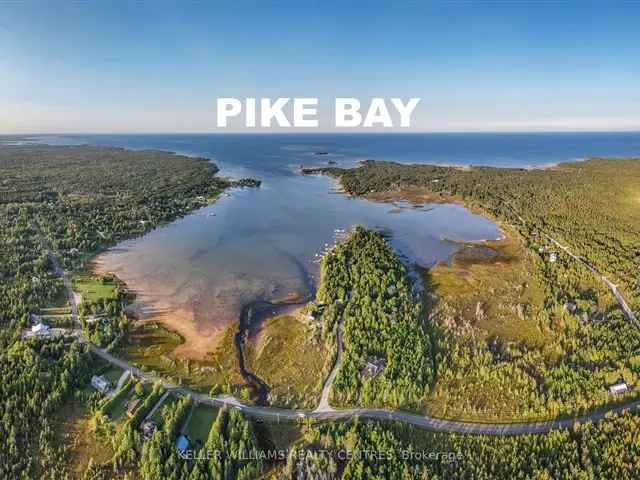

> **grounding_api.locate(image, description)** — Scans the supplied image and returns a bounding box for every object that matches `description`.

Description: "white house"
[91,375,111,394]
[609,381,629,395]
[31,323,51,336]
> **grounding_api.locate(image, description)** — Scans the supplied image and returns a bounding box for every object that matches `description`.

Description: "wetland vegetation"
[316,158,640,421]
[3,140,640,479]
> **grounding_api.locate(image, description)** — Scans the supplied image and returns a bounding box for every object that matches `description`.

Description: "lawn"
[104,386,134,422]
[38,289,73,327]
[38,306,73,327]
[73,272,119,303]
[245,313,329,409]
[101,365,125,385]
[184,404,219,446]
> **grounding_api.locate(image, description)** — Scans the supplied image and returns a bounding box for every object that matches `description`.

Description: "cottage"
[31,322,51,336]
[361,356,387,379]
[127,398,142,417]
[548,252,557,263]
[609,381,629,395]
[91,375,111,394]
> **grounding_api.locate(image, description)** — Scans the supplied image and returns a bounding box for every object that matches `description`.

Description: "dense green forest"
[81,394,263,480]
[3,144,640,479]
[324,158,640,309]
[313,160,640,420]
[0,145,243,479]
[281,410,640,479]
[317,226,434,410]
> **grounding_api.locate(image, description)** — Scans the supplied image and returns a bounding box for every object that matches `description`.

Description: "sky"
[1,0,639,133]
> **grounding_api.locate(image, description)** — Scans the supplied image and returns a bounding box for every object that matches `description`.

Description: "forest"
[3,143,640,479]
[317,226,434,410]
[0,145,246,479]
[280,410,640,479]
[314,159,640,420]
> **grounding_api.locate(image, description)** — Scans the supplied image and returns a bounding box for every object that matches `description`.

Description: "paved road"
[79,325,640,436]
[49,230,640,436]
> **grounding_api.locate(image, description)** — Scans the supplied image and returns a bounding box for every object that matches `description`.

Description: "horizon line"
[3,129,640,137]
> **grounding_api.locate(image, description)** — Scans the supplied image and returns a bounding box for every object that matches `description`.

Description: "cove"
[91,151,501,360]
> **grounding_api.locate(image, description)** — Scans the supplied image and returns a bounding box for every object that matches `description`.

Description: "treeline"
[319,226,434,410]
[90,396,264,480]
[282,410,640,479]
[326,158,640,310]
[79,279,131,348]
[0,145,235,269]
[0,145,252,479]
[320,160,640,420]
[0,337,93,479]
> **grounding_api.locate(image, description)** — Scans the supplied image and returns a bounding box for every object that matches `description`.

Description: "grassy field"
[51,400,115,478]
[38,306,73,327]
[101,365,125,385]
[245,314,328,409]
[103,385,134,421]
[183,404,219,446]
[119,321,244,392]
[73,272,119,303]
[428,229,548,348]
[37,287,73,326]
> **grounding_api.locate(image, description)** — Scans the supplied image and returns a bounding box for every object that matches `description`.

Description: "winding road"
[81,339,640,435]
[47,224,640,437]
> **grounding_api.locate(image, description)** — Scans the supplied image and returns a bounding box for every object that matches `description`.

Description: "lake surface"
[40,132,640,357]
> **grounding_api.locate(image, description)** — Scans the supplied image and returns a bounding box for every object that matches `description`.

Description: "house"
[176,435,190,453]
[608,381,629,395]
[548,252,557,263]
[91,375,111,394]
[141,420,157,439]
[127,398,142,417]
[361,356,387,379]
[31,322,51,336]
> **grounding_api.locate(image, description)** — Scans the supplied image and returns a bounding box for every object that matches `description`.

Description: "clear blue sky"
[1,1,639,133]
